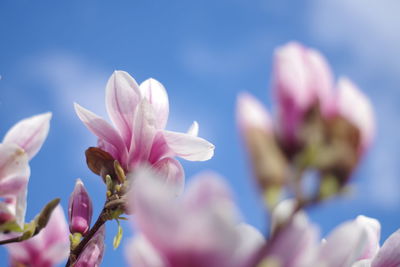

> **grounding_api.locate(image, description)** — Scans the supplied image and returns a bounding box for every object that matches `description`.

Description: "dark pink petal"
[106,71,141,146]
[139,78,169,129]
[68,179,93,235]
[74,103,128,163]
[153,158,185,195]
[3,113,51,160]
[371,229,400,267]
[162,130,214,161]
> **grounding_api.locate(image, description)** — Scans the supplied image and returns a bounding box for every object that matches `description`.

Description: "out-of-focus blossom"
[0,113,51,227]
[74,225,106,267]
[334,78,375,153]
[6,205,69,267]
[68,179,93,235]
[273,42,333,147]
[75,71,214,191]
[272,42,375,155]
[125,169,264,267]
[260,200,383,267]
[352,227,400,267]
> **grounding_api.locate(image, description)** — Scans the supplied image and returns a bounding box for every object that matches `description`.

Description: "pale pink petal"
[74,103,128,163]
[126,235,168,267]
[139,78,169,129]
[353,259,372,267]
[371,229,400,267]
[153,158,185,195]
[0,177,26,196]
[233,223,265,265]
[0,143,30,227]
[3,113,51,160]
[273,42,332,111]
[319,220,368,267]
[162,130,214,161]
[128,100,157,168]
[106,71,141,146]
[148,132,172,164]
[355,215,381,260]
[236,92,272,133]
[267,212,319,267]
[187,121,199,137]
[270,199,298,235]
[336,78,375,152]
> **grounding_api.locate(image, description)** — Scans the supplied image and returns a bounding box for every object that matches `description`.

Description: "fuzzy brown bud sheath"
[68,179,93,235]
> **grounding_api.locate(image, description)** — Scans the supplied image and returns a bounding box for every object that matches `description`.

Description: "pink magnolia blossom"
[272,42,375,153]
[0,113,51,227]
[75,71,214,191]
[74,225,105,267]
[260,200,384,267]
[273,42,333,146]
[6,205,69,267]
[68,179,93,235]
[125,169,264,267]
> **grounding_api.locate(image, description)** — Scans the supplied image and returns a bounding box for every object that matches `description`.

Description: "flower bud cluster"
[237,42,375,206]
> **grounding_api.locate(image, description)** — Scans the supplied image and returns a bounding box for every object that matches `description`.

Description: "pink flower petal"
[336,78,375,152]
[356,215,381,260]
[153,158,185,195]
[3,113,51,160]
[319,220,368,267]
[6,205,69,267]
[75,224,105,267]
[74,103,128,163]
[106,71,141,146]
[371,229,400,267]
[128,100,158,168]
[236,92,272,133]
[139,78,169,129]
[126,235,167,267]
[233,223,265,266]
[162,130,214,161]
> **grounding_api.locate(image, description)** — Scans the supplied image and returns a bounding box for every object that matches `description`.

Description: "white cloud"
[308,0,400,77]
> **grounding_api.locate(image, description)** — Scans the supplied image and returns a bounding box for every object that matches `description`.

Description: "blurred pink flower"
[74,225,105,267]
[125,169,264,267]
[272,42,375,153]
[260,200,384,267]
[6,205,69,267]
[0,113,51,227]
[75,71,214,192]
[68,179,93,235]
[273,42,333,146]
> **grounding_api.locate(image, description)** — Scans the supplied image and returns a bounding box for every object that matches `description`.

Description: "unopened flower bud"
[273,42,333,150]
[68,179,93,235]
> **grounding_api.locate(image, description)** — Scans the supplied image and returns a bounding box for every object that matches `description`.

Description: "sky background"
[1,0,400,266]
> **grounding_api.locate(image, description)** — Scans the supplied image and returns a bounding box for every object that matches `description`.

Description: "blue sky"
[1,0,400,266]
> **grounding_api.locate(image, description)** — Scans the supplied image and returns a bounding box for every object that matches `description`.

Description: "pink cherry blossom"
[125,169,264,267]
[0,113,51,227]
[6,205,69,267]
[75,71,214,190]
